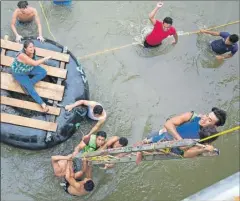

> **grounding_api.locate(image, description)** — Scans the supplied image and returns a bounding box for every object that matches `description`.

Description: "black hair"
[199,126,218,144]
[17,1,28,9]
[163,17,173,25]
[84,180,94,192]
[22,39,36,58]
[212,107,227,126]
[96,131,107,139]
[119,137,128,147]
[229,34,239,43]
[93,105,103,115]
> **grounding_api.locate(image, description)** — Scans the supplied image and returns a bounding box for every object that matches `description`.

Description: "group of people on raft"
[7,0,236,196]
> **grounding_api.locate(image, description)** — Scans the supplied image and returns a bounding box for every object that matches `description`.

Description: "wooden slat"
[1,55,67,79]
[1,39,70,62]
[1,72,64,101]
[1,96,60,116]
[1,113,57,132]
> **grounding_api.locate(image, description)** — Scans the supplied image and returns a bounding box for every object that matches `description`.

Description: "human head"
[17,1,28,13]
[84,179,95,192]
[93,105,103,116]
[226,34,239,45]
[162,17,173,31]
[23,39,35,55]
[113,137,128,148]
[96,131,107,147]
[199,107,227,127]
[199,126,218,144]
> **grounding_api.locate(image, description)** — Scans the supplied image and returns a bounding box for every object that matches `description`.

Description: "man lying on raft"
[136,107,227,164]
[11,1,45,42]
[51,155,94,196]
[65,100,107,136]
[200,29,239,60]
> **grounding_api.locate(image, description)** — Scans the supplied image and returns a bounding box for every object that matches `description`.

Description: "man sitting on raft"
[11,39,51,112]
[11,1,45,43]
[65,100,107,136]
[51,155,95,196]
[144,1,178,48]
[200,29,239,60]
[136,107,227,164]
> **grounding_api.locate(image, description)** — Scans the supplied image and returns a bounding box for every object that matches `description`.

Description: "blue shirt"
[211,32,238,55]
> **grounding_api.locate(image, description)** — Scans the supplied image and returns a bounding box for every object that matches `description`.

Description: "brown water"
[1,1,239,201]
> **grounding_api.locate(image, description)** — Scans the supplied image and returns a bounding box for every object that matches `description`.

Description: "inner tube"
[1,37,89,150]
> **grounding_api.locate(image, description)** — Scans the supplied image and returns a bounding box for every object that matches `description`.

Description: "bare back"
[67,180,88,196]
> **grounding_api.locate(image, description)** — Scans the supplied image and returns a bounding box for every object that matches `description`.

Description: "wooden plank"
[1,113,57,132]
[1,39,70,62]
[1,96,60,116]
[1,55,67,79]
[1,72,65,101]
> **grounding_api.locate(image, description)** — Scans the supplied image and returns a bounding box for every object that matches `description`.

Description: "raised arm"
[183,144,215,158]
[65,161,80,189]
[100,136,119,150]
[65,100,90,112]
[87,118,106,136]
[72,136,89,157]
[164,112,193,140]
[18,53,51,66]
[149,1,163,25]
[33,9,44,42]
[200,30,220,36]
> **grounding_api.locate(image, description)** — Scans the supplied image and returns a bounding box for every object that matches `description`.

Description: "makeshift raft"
[0,36,89,150]
[75,139,220,165]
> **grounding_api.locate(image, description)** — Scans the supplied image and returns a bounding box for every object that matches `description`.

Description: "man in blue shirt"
[200,30,239,60]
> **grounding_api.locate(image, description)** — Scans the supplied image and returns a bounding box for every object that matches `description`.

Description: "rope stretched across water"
[38,1,239,60]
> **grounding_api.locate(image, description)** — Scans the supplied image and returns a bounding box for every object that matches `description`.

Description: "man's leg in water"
[51,155,72,177]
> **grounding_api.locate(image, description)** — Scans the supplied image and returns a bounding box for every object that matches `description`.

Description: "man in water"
[51,155,95,196]
[144,1,178,48]
[136,107,227,164]
[200,30,239,60]
[72,131,107,157]
[11,1,45,43]
[65,100,107,136]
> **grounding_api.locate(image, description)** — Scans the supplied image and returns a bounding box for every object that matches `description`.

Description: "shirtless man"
[51,155,95,196]
[65,100,107,136]
[11,1,45,43]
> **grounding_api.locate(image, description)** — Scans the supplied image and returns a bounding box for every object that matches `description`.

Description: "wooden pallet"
[0,36,70,132]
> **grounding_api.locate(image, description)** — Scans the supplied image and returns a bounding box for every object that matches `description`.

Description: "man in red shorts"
[144,1,178,48]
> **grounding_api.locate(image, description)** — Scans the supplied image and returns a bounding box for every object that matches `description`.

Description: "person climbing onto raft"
[11,39,51,112]
[135,107,227,164]
[11,1,45,43]
[65,100,107,136]
[200,29,239,60]
[144,1,178,48]
[51,155,95,196]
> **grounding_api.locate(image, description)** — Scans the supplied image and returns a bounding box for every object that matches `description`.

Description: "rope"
[199,125,240,143]
[39,1,56,41]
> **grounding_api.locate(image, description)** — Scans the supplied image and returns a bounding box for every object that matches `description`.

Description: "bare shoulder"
[30,7,38,14]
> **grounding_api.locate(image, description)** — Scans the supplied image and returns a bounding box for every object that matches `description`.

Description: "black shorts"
[143,40,162,48]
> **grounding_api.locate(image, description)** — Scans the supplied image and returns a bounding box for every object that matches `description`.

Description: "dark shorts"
[143,40,162,48]
[16,19,33,26]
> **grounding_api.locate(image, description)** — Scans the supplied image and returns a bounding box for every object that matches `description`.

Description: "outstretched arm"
[200,30,220,36]
[87,118,106,136]
[100,136,119,150]
[34,9,44,42]
[65,161,80,188]
[72,137,88,157]
[65,100,90,112]
[149,1,163,25]
[183,144,215,158]
[164,112,193,140]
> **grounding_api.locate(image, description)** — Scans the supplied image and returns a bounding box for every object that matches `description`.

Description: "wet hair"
[119,137,128,147]
[163,17,173,25]
[212,107,227,126]
[93,105,103,115]
[229,34,239,43]
[96,131,107,139]
[17,1,28,9]
[199,126,218,144]
[84,180,94,192]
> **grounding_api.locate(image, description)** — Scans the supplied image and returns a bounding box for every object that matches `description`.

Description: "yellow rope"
[199,126,240,143]
[38,1,56,41]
